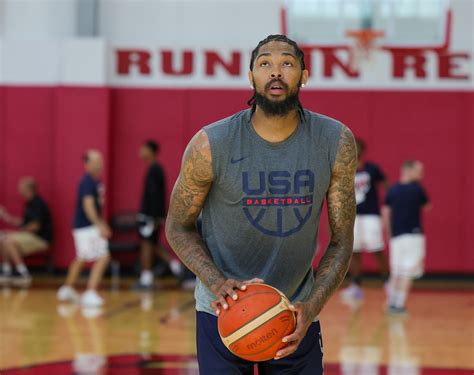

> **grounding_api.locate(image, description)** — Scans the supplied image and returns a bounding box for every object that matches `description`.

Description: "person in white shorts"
[341,139,389,302]
[382,160,430,315]
[57,150,112,307]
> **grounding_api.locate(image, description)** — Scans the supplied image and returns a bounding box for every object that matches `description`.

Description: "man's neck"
[400,176,413,184]
[251,107,299,143]
[88,172,99,180]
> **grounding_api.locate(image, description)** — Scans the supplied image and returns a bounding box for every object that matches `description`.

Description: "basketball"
[217,283,296,362]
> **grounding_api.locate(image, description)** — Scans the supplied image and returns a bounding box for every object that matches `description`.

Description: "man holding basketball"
[166,35,357,374]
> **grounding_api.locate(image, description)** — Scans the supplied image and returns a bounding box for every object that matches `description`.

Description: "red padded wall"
[370,92,466,272]
[0,87,5,224]
[186,89,253,137]
[109,89,187,215]
[463,93,474,271]
[0,86,472,273]
[52,87,110,268]
[1,87,55,226]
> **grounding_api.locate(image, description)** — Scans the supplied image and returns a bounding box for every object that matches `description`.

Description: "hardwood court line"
[24,282,185,292]
[159,299,195,324]
[410,288,474,295]
[1,357,472,374]
[102,298,142,319]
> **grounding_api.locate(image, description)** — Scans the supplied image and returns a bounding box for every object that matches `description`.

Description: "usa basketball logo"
[241,169,314,237]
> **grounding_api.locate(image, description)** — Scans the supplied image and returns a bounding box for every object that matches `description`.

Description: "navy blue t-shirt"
[73,174,103,229]
[140,163,166,218]
[23,195,53,242]
[385,182,429,238]
[355,162,386,215]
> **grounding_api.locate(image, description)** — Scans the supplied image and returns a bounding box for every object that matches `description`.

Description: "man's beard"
[254,80,301,117]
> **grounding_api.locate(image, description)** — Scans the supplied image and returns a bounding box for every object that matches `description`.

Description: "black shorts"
[196,311,324,375]
[137,215,161,243]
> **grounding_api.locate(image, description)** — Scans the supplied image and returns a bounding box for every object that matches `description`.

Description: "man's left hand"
[274,301,318,360]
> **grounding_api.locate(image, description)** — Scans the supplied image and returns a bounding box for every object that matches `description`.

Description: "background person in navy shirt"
[342,138,389,303]
[0,177,52,286]
[382,160,431,315]
[57,150,112,307]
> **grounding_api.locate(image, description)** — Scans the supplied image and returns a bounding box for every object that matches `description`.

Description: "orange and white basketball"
[217,283,296,362]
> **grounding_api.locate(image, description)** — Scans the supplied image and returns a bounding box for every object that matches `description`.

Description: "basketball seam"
[219,286,284,321]
[219,293,283,337]
[221,298,293,347]
[232,311,293,358]
[219,283,286,323]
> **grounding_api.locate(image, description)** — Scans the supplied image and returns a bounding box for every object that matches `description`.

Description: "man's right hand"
[98,222,112,239]
[210,278,264,315]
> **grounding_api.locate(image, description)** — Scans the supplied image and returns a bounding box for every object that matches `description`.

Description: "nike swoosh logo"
[230,156,250,164]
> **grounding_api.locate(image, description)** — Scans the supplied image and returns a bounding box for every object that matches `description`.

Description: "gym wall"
[0,0,472,272]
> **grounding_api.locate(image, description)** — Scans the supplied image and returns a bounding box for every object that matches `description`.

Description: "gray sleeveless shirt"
[195,109,343,315]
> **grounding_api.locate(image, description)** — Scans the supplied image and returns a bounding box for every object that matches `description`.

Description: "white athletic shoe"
[0,269,12,285]
[81,290,104,307]
[169,259,183,277]
[57,303,78,317]
[181,278,197,291]
[81,306,103,319]
[10,271,32,287]
[57,285,79,302]
[340,284,364,302]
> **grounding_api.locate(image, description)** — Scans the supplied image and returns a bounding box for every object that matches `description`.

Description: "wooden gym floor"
[0,276,472,374]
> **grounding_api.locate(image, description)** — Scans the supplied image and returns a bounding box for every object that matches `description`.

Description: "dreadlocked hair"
[247,34,306,121]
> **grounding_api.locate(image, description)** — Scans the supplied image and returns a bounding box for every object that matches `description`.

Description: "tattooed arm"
[276,125,357,360]
[165,130,250,313]
[165,130,222,286]
[309,125,357,313]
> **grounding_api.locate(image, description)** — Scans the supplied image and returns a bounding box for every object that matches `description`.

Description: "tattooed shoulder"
[165,130,225,291]
[182,129,213,186]
[168,129,213,225]
[335,125,357,170]
[327,125,357,236]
